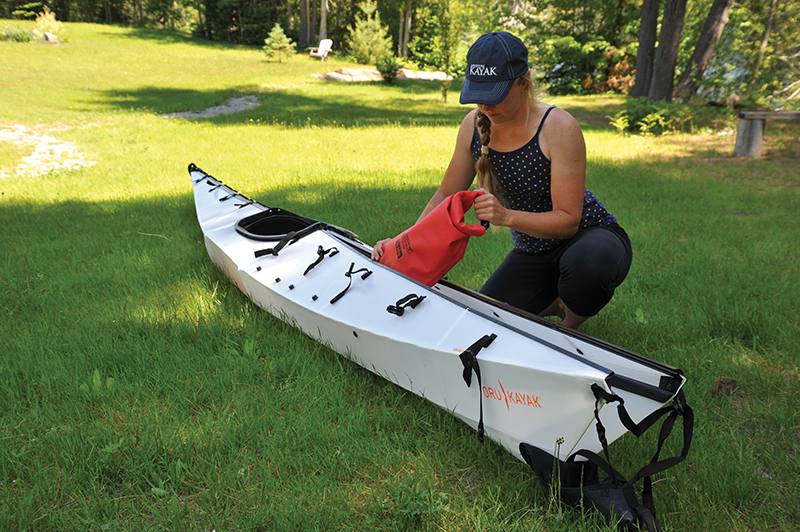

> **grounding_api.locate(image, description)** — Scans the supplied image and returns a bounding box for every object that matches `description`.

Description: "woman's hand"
[371,238,392,261]
[473,189,510,227]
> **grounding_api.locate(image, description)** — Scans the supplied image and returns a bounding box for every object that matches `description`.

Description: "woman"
[372,31,632,330]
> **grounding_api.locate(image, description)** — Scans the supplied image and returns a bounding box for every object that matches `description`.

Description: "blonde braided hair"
[474,72,537,202]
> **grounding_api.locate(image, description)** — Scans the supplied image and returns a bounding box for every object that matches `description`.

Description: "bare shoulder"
[542,106,582,136]
[455,109,479,145]
[538,106,586,160]
[460,109,479,131]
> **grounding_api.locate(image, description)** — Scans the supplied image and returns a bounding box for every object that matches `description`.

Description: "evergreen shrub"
[376,55,402,84]
[263,24,294,63]
[348,0,392,65]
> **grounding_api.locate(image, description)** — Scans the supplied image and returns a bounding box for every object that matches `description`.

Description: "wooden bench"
[734,111,800,157]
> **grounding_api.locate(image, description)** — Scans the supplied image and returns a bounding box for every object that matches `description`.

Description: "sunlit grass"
[1,20,799,531]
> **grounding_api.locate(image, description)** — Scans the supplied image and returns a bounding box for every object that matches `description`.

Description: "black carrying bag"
[520,386,693,532]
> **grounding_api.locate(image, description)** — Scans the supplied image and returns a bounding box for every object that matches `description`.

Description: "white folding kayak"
[188,163,692,529]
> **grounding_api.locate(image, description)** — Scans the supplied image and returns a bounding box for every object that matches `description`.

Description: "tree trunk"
[754,0,779,78]
[299,0,309,48]
[287,1,294,31]
[334,0,340,50]
[399,0,412,58]
[319,0,328,40]
[311,0,318,45]
[673,0,734,101]
[647,0,687,102]
[632,0,660,98]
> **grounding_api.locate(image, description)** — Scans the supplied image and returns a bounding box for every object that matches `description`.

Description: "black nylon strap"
[330,262,372,304]
[622,393,693,489]
[304,245,339,275]
[253,222,328,258]
[254,231,297,257]
[590,385,694,487]
[586,385,693,531]
[458,333,497,442]
[386,294,426,316]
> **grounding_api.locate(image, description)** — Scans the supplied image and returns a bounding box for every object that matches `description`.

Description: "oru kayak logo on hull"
[483,381,542,410]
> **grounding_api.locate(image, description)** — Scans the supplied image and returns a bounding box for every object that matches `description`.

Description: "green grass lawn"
[1,21,799,531]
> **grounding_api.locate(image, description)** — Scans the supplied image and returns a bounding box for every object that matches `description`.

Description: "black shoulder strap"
[534,105,557,138]
[589,385,694,485]
[520,385,693,532]
[584,385,694,531]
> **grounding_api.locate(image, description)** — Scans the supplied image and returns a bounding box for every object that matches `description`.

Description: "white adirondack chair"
[309,39,333,61]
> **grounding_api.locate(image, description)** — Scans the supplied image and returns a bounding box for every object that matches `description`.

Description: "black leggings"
[479,224,633,317]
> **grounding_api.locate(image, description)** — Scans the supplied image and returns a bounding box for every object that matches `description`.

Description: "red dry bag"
[379,190,486,286]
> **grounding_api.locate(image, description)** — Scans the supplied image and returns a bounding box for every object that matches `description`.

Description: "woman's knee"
[558,240,631,315]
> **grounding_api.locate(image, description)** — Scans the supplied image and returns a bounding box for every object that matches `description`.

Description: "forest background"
[2,0,798,110]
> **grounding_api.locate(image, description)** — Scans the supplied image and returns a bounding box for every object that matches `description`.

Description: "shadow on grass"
[378,77,465,97]
[95,86,256,115]
[96,26,251,50]
[94,80,626,132]
[97,85,470,126]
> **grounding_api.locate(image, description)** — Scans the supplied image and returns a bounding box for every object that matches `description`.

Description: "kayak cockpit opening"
[235,208,319,241]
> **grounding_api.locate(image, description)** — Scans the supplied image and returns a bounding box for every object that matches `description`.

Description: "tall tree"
[753,0,778,78]
[319,0,328,39]
[647,0,687,101]
[311,0,317,43]
[398,0,413,58]
[673,0,734,100]
[407,0,458,73]
[299,0,309,47]
[632,0,660,98]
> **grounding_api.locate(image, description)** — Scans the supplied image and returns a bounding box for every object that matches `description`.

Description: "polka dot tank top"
[470,106,617,254]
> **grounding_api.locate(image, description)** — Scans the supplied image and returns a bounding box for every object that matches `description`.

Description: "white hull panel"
[189,165,685,462]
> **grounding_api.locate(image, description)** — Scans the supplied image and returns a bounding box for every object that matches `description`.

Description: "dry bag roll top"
[379,190,486,286]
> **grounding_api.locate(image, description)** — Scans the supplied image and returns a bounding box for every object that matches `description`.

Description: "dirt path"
[161,95,260,119]
[0,124,96,178]
[1,96,263,178]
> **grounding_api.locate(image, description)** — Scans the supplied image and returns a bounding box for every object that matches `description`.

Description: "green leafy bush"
[1,6,67,43]
[406,0,468,79]
[35,5,66,40]
[538,36,634,96]
[2,26,37,42]
[609,97,737,136]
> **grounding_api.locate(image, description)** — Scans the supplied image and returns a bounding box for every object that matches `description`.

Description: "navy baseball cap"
[460,31,529,106]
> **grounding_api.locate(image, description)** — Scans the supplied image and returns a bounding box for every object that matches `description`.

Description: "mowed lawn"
[1,21,799,531]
